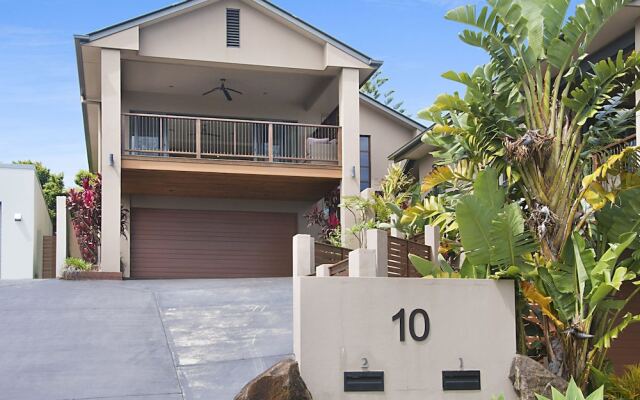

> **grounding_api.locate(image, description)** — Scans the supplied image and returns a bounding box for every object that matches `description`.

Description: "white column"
[424,225,440,266]
[348,248,377,277]
[100,48,122,273]
[365,229,388,277]
[339,67,361,248]
[636,18,640,144]
[293,234,315,277]
[316,264,332,277]
[55,196,67,278]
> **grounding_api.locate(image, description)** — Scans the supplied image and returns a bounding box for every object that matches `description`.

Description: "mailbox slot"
[344,371,384,392]
[442,370,481,391]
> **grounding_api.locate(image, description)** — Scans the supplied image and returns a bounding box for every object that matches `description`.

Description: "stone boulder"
[234,358,313,400]
[510,355,568,400]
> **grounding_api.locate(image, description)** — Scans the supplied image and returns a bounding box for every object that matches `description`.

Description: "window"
[360,135,371,191]
[226,8,240,47]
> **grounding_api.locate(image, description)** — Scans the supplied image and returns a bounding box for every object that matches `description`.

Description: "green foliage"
[602,364,640,400]
[535,379,603,400]
[64,257,93,271]
[13,160,65,223]
[536,379,604,400]
[341,163,418,246]
[74,169,97,187]
[455,168,535,268]
[360,70,407,114]
[597,188,640,252]
[404,0,640,389]
[327,226,342,248]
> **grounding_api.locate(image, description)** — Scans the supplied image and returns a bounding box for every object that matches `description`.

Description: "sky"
[0,0,575,186]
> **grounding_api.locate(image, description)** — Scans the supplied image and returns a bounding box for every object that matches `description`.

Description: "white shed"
[0,164,53,279]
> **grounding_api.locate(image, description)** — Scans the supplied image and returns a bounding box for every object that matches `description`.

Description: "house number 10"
[392,308,430,342]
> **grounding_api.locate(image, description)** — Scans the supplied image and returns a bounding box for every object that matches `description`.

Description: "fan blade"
[202,87,220,96]
[227,88,243,95]
[223,87,233,101]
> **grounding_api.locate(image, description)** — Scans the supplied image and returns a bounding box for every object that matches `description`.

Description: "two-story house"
[74,0,426,279]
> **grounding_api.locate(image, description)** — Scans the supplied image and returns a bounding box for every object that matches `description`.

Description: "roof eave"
[74,35,95,171]
[81,0,382,69]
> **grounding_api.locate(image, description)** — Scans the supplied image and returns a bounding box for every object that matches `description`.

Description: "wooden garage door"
[131,208,297,279]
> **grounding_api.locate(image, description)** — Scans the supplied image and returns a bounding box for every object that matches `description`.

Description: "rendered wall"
[139,0,326,70]
[0,165,52,279]
[294,277,517,400]
[360,102,419,189]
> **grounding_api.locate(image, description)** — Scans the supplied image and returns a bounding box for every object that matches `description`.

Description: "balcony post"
[233,123,237,155]
[268,123,274,162]
[195,119,201,158]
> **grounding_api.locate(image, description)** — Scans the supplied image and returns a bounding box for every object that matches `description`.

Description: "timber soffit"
[74,0,384,169]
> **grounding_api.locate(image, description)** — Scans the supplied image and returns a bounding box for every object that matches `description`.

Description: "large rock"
[234,358,313,400]
[510,355,568,400]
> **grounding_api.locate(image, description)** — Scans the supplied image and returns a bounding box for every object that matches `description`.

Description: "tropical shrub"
[403,0,640,389]
[535,379,603,400]
[67,174,128,264]
[341,163,418,246]
[64,257,93,271]
[304,187,340,244]
[594,364,640,400]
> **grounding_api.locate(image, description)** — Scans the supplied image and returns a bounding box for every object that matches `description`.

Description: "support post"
[100,48,122,273]
[293,234,315,277]
[365,229,388,277]
[55,196,67,278]
[316,264,332,277]
[348,248,377,277]
[424,224,440,266]
[339,68,361,248]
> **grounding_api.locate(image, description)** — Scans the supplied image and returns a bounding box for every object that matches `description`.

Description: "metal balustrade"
[122,113,341,165]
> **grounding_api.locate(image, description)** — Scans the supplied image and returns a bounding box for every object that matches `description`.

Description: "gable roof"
[76,0,382,69]
[388,124,434,161]
[359,93,427,131]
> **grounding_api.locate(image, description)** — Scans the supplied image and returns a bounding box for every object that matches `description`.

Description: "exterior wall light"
[14,213,22,222]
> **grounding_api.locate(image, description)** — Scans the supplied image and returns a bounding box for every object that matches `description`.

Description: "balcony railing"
[122,113,341,165]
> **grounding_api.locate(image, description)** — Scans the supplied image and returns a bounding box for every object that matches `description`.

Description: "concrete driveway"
[0,278,292,400]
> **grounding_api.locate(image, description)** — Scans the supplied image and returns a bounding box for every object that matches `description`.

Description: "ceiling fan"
[202,78,242,101]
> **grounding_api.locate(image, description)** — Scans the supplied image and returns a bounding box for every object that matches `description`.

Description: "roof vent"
[226,8,240,48]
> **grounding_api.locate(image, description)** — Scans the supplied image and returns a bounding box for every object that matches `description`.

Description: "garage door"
[131,208,297,279]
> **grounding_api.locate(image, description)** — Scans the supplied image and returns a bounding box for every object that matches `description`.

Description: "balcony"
[122,113,341,165]
[120,113,343,201]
